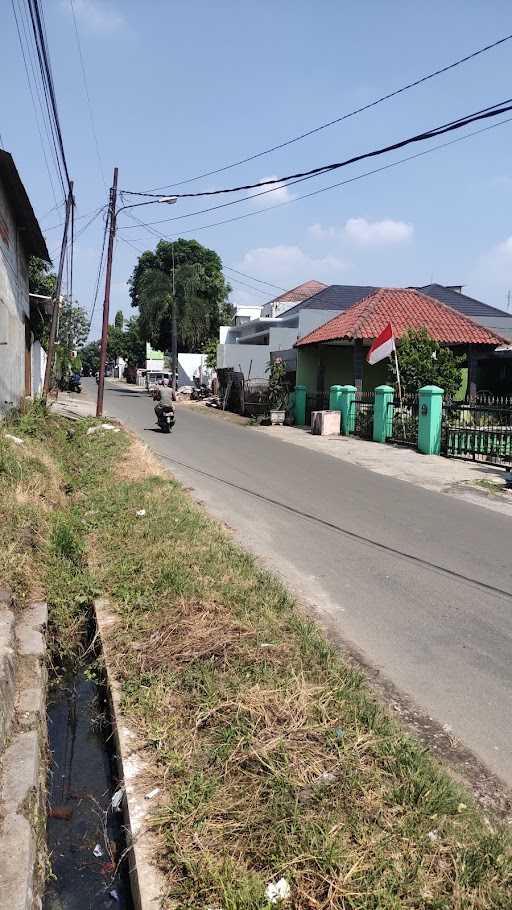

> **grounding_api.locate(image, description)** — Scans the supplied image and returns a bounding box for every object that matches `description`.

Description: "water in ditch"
[44,662,133,910]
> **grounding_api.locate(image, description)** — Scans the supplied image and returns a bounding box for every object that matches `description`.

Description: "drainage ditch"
[44,621,133,910]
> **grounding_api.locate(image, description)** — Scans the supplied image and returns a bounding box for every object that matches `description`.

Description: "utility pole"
[96,167,118,417]
[42,181,74,400]
[171,242,177,393]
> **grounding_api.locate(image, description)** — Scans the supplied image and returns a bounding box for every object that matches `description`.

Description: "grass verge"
[1,404,512,908]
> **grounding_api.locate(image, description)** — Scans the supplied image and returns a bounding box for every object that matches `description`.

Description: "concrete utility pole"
[42,181,74,400]
[96,167,118,417]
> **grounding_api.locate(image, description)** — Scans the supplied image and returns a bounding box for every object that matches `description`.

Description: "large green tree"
[388,328,464,399]
[129,239,234,353]
[28,256,56,297]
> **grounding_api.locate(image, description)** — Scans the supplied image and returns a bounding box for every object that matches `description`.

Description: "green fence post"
[329,385,343,414]
[339,385,356,435]
[294,385,306,426]
[418,385,444,454]
[373,385,394,443]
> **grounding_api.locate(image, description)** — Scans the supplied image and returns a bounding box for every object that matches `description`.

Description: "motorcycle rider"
[154,378,176,424]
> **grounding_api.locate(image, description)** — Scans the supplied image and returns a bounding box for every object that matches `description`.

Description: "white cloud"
[61,0,125,33]
[248,176,295,209]
[343,217,413,246]
[308,223,338,241]
[239,244,348,285]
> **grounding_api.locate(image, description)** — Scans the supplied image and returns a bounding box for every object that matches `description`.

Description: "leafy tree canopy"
[129,238,235,353]
[388,328,464,399]
[202,337,218,370]
[57,298,89,354]
[28,256,57,297]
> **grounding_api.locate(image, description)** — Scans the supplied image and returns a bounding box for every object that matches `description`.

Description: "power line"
[26,0,72,193]
[10,0,61,208]
[144,33,512,193]
[122,98,512,202]
[223,268,285,291]
[117,114,512,243]
[88,208,109,333]
[69,0,107,191]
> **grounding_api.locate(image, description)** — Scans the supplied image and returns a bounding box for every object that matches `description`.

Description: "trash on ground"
[109,889,120,902]
[265,877,291,904]
[5,434,24,445]
[111,787,124,811]
[48,805,73,821]
[93,843,104,858]
[135,509,146,517]
[427,830,438,842]
[86,423,120,436]
[315,770,336,785]
[144,787,160,800]
[100,861,115,876]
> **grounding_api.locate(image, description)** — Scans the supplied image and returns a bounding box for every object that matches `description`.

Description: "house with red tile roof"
[260,280,327,318]
[295,288,507,399]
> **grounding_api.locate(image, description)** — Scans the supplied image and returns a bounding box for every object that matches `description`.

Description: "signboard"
[146,342,164,361]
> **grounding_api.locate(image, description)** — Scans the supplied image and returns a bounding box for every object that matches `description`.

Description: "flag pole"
[392,330,406,439]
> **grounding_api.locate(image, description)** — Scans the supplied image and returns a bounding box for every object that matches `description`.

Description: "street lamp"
[96,169,179,416]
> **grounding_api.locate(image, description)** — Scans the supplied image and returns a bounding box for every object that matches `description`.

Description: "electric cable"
[121,99,512,202]
[144,32,512,192]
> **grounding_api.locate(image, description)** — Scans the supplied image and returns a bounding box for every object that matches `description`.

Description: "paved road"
[93,380,512,785]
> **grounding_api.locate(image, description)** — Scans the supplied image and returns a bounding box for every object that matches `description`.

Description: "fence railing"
[352,392,374,439]
[386,394,419,447]
[442,399,512,467]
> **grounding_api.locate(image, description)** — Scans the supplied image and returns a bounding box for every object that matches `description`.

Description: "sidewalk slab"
[255,424,512,517]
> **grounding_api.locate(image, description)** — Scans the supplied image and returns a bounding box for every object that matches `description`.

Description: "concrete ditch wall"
[0,592,48,910]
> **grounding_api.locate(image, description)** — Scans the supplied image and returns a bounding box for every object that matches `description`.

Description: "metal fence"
[386,394,419,447]
[306,391,329,425]
[352,392,374,439]
[442,398,512,467]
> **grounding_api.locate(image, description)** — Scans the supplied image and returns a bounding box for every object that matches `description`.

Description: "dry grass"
[4,411,511,908]
[80,436,512,910]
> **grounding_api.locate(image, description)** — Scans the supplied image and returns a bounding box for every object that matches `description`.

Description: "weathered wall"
[217,343,269,379]
[0,180,30,411]
[297,345,388,391]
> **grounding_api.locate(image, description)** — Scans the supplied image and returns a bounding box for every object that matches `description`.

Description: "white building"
[0,151,50,411]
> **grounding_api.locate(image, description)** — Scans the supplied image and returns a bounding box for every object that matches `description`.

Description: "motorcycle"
[157,406,175,433]
[68,372,82,394]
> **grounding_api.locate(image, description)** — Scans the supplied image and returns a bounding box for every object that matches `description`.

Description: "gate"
[442,398,512,467]
[306,391,329,425]
[386,394,418,447]
[352,392,374,439]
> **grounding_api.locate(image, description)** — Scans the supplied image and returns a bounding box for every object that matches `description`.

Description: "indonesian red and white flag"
[367,322,395,365]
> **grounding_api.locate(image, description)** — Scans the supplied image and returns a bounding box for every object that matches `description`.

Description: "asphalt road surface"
[90,380,512,786]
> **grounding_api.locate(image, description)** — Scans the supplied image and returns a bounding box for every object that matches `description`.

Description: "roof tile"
[296,288,508,347]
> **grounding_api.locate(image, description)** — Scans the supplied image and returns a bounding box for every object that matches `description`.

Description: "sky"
[2,0,512,338]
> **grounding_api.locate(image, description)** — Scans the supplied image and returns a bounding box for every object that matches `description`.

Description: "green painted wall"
[297,345,470,397]
[297,345,386,392]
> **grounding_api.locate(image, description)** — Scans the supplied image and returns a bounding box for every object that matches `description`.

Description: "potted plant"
[266,357,288,425]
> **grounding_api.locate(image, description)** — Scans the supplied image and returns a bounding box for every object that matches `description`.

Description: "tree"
[57,298,89,354]
[114,310,124,329]
[388,328,464,399]
[129,238,235,353]
[202,338,218,369]
[28,256,56,297]
[80,341,101,376]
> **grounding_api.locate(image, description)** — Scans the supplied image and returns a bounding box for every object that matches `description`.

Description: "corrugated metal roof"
[283,284,378,318]
[414,283,512,319]
[0,151,50,262]
[296,288,508,347]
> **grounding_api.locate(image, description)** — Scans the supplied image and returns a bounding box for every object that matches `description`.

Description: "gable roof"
[283,284,378,318]
[0,151,50,262]
[268,280,327,305]
[414,283,511,319]
[296,288,508,348]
